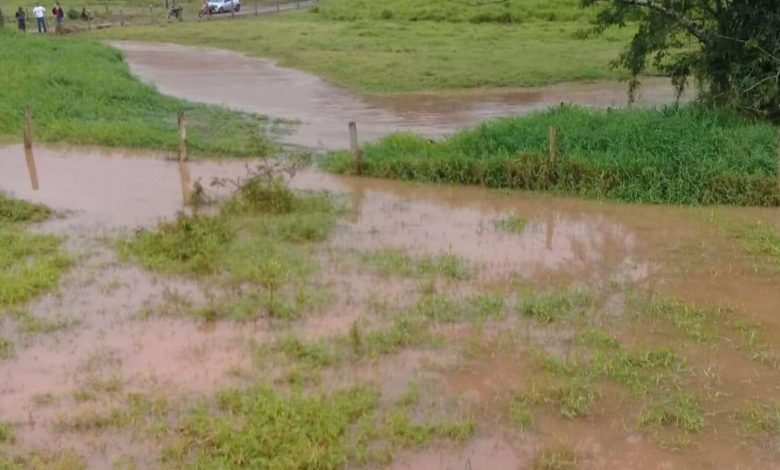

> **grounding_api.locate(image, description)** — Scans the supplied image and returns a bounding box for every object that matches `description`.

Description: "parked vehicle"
[208,0,240,13]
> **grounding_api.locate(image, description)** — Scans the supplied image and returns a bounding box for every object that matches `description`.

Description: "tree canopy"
[582,0,779,121]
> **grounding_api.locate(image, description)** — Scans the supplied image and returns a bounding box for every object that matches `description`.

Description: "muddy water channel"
[113,41,685,149]
[1,144,779,469]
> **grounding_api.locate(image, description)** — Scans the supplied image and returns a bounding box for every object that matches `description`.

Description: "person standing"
[15,7,26,32]
[52,2,64,33]
[32,3,46,33]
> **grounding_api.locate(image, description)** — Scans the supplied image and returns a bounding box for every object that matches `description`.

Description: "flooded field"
[1,143,779,468]
[113,41,685,149]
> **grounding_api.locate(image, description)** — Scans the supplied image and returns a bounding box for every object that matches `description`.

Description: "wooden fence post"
[348,121,363,175]
[275,1,279,12]
[119,9,124,25]
[149,5,154,24]
[178,111,187,161]
[23,108,40,191]
[254,0,258,15]
[296,0,300,9]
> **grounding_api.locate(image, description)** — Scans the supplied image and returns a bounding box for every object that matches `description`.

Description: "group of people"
[15,2,65,33]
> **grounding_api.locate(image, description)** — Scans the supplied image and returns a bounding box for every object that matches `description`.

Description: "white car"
[208,0,240,13]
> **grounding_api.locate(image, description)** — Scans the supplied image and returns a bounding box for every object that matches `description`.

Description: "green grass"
[0,194,69,307]
[87,1,633,94]
[508,395,534,430]
[731,404,780,437]
[495,213,528,233]
[6,309,71,335]
[0,30,280,156]
[631,294,724,342]
[516,289,593,324]
[0,421,12,445]
[638,392,705,434]
[532,444,579,470]
[727,221,780,267]
[315,0,594,23]
[0,338,12,360]
[121,177,342,321]
[358,249,471,280]
[0,195,51,223]
[324,105,779,206]
[164,384,473,468]
[524,329,700,435]
[413,293,505,323]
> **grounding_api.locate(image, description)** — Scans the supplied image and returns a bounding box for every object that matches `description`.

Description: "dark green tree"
[582,0,780,120]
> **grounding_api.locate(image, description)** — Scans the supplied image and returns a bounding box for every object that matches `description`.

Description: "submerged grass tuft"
[517,289,592,323]
[638,392,705,433]
[359,249,471,280]
[0,196,69,307]
[494,213,529,233]
[532,444,579,470]
[731,403,780,437]
[165,383,473,468]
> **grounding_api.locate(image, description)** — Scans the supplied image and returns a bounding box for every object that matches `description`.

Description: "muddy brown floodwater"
[112,41,686,149]
[1,144,780,468]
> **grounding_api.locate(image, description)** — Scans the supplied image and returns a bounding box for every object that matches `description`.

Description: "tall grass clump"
[324,105,779,206]
[0,30,280,156]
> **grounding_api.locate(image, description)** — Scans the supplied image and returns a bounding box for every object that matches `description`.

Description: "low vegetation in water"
[0,31,281,156]
[119,169,342,320]
[494,213,528,233]
[324,105,779,206]
[0,194,69,309]
[163,384,473,468]
[358,248,471,280]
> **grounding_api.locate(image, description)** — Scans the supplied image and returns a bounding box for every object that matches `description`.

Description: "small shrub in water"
[119,214,233,275]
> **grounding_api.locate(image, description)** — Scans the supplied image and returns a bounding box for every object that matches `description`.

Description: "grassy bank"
[0,30,281,156]
[324,105,780,206]
[87,0,634,94]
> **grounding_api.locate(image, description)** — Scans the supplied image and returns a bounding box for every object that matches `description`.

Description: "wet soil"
[2,144,779,468]
[112,41,685,149]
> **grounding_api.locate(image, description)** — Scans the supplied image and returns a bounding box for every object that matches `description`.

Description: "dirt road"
[114,41,685,149]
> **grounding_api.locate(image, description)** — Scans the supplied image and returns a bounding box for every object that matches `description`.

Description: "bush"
[66,8,80,20]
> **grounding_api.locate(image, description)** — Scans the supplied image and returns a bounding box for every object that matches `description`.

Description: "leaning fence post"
[348,121,363,175]
[178,111,188,161]
[23,108,40,191]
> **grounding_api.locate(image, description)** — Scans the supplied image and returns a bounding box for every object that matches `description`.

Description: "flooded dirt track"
[113,41,684,149]
[2,144,780,468]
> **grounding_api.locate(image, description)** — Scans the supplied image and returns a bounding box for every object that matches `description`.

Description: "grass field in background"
[324,105,780,206]
[0,30,281,156]
[87,0,635,94]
